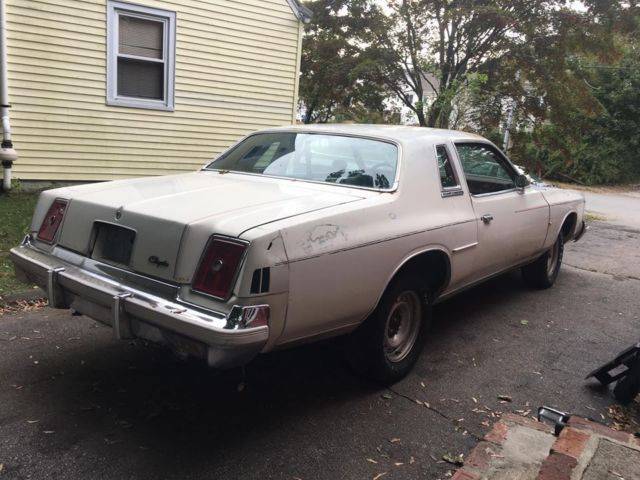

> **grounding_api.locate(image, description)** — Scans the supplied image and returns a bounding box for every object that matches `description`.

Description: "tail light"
[192,236,248,300]
[37,199,68,244]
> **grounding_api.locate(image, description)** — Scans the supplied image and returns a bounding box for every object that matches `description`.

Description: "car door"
[453,142,549,279]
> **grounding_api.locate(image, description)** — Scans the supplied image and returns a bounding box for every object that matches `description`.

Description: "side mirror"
[515,174,528,192]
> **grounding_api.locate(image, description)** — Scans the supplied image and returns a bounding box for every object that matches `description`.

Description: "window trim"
[453,141,521,198]
[106,1,176,111]
[434,143,464,198]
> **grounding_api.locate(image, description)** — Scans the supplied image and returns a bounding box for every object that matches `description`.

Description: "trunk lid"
[57,172,364,281]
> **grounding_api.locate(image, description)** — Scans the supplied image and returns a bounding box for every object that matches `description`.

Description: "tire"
[346,272,432,384]
[522,234,564,289]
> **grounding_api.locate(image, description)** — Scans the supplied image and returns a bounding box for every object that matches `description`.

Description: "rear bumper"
[10,238,269,368]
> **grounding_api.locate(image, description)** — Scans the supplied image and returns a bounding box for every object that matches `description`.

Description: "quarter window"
[436,145,459,189]
[107,2,176,111]
[455,143,516,195]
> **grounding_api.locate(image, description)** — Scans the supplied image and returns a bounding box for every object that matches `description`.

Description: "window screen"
[117,15,164,100]
[107,2,175,110]
[119,16,163,58]
[436,145,458,188]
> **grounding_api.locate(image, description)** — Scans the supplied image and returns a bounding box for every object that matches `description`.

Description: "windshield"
[205,132,398,190]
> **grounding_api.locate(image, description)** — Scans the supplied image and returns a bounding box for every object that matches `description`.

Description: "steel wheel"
[383,290,422,363]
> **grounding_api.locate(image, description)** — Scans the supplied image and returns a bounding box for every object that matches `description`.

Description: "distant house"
[0,0,310,185]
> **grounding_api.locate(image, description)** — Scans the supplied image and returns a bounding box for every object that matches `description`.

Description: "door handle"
[481,214,494,224]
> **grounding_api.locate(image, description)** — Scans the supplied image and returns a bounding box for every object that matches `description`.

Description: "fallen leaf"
[43,430,55,434]
[472,397,478,403]
[497,395,512,402]
[366,458,378,464]
[394,462,404,466]
[381,393,393,400]
[389,438,401,443]
[420,382,426,388]
[442,453,464,466]
[0,463,4,474]
[372,473,387,480]
[26,420,39,424]
[520,320,529,326]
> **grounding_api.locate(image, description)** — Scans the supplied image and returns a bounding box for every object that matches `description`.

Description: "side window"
[107,1,176,111]
[455,143,516,195]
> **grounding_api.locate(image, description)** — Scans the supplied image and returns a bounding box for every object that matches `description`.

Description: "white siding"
[7,0,302,180]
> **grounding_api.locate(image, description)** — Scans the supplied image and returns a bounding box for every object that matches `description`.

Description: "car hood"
[54,171,365,281]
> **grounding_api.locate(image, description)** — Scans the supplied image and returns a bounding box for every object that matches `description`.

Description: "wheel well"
[561,212,577,241]
[393,249,451,296]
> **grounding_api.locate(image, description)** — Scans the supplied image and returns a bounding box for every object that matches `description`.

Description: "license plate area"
[91,222,136,267]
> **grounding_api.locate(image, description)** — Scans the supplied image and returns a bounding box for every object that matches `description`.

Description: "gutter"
[285,0,312,24]
[0,0,16,192]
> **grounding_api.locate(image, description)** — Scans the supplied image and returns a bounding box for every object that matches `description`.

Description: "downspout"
[0,0,17,191]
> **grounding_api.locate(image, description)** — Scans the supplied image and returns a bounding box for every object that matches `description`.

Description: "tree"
[357,0,573,128]
[299,0,392,124]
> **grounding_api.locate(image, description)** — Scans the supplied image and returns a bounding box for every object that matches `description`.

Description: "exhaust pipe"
[0,0,16,192]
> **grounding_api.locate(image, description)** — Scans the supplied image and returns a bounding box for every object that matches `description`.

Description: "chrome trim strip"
[515,204,549,213]
[452,242,478,253]
[442,189,464,198]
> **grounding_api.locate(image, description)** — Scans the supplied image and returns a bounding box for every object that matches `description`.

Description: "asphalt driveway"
[1,220,639,480]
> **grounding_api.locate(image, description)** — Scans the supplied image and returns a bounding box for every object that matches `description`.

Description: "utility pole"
[502,71,520,154]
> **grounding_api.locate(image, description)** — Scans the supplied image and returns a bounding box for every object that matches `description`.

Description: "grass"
[585,212,607,222]
[0,191,39,299]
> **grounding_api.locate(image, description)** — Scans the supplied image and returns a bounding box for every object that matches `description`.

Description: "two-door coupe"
[11,125,586,382]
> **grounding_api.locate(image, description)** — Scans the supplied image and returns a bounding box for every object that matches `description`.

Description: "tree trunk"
[427,103,441,128]
[416,107,427,127]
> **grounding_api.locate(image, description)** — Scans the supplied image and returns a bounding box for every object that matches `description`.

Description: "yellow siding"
[7,0,303,181]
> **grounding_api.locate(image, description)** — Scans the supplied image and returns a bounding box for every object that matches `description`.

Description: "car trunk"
[56,172,364,281]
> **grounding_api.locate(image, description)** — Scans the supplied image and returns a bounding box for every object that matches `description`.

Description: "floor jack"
[586,342,640,405]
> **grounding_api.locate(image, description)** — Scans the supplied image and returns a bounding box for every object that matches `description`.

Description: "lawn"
[0,191,39,300]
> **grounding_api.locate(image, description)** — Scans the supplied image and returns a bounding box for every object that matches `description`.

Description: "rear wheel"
[346,273,431,383]
[522,234,564,289]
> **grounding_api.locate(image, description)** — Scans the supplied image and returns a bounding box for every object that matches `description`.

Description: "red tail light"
[192,236,248,300]
[37,199,68,244]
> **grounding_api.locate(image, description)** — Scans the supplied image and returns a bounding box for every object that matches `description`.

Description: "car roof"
[260,124,486,145]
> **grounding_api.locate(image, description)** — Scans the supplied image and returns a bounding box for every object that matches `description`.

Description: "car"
[10,125,586,382]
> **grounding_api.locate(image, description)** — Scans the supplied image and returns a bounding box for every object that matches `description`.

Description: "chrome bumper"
[10,240,269,368]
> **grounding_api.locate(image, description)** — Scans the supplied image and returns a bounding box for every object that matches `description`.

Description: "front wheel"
[522,234,564,289]
[346,273,431,384]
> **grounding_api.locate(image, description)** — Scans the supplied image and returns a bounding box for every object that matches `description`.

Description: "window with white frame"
[107,1,176,110]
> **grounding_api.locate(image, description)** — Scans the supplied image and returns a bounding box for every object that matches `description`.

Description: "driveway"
[582,188,640,230]
[1,221,639,479]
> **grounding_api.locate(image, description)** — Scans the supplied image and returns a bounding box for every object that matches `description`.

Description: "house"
[0,0,311,189]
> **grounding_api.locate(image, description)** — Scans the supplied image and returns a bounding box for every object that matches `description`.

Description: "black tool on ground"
[538,406,571,435]
[586,342,640,405]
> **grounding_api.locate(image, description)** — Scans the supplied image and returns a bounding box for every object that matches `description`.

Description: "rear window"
[205,132,398,190]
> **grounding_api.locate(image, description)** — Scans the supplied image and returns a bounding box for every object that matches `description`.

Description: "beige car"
[11,125,586,382]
